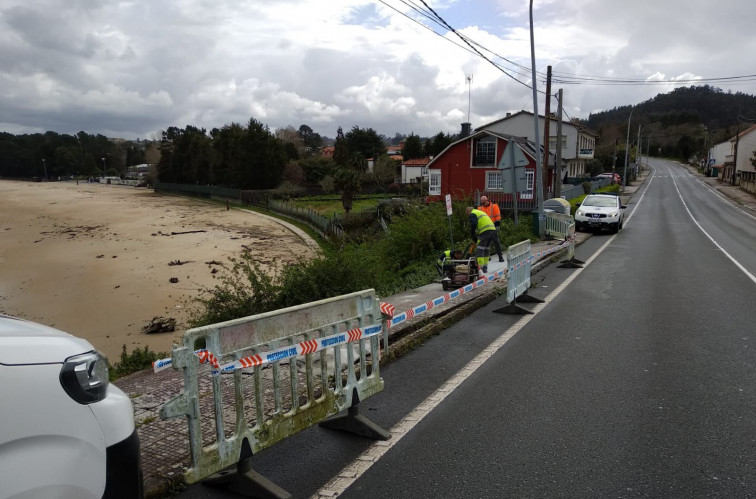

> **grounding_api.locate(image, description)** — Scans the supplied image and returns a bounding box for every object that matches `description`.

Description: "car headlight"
[576,210,584,216]
[608,211,618,217]
[60,351,109,404]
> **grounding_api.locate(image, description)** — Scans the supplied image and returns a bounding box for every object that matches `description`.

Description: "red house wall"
[429,136,536,201]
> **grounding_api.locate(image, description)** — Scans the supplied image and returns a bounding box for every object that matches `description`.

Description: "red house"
[425,130,540,209]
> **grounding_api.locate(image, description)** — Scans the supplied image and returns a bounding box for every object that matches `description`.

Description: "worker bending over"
[478,196,504,262]
[466,206,497,276]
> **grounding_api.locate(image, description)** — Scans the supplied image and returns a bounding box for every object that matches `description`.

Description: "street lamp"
[529,0,545,237]
[622,108,634,191]
[42,158,47,181]
[101,157,106,179]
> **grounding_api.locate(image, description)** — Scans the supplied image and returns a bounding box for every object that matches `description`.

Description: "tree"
[402,133,424,160]
[240,118,287,189]
[333,127,350,166]
[372,154,399,184]
[425,132,454,157]
[334,165,360,214]
[345,126,385,160]
[275,126,304,160]
[297,124,323,153]
[300,156,336,183]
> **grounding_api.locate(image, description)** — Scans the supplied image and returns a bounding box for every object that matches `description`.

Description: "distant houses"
[709,124,756,194]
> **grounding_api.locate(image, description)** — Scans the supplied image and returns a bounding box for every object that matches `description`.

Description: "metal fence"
[154,182,345,238]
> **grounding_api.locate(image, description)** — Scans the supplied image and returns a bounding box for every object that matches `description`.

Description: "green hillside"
[582,85,756,166]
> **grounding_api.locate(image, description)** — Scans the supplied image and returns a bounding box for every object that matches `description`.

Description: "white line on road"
[671,176,756,285]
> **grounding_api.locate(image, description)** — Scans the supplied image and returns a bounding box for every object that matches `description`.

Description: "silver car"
[575,194,626,233]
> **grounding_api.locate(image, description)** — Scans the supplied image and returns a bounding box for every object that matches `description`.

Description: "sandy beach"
[0,180,319,361]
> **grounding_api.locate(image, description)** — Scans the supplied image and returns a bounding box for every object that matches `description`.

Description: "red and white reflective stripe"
[380,302,396,317]
[153,348,220,373]
[216,323,383,374]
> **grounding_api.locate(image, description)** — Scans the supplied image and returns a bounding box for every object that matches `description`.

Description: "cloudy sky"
[2,0,755,141]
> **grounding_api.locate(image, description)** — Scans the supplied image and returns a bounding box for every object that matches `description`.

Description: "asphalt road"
[177,160,756,498]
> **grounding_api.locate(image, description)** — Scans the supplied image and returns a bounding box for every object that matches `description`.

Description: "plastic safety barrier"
[545,212,573,239]
[159,289,390,496]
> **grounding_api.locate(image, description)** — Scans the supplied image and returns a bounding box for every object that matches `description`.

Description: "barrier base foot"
[514,292,545,304]
[558,257,584,268]
[203,458,291,499]
[492,301,533,315]
[320,404,391,440]
[492,292,544,315]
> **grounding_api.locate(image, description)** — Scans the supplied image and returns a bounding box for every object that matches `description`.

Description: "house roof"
[426,130,559,169]
[476,110,599,138]
[730,123,756,142]
[402,157,431,166]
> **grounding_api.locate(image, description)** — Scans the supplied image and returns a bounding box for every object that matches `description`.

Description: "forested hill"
[582,85,756,164]
[586,85,756,133]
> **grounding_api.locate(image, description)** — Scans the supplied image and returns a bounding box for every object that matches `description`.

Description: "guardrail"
[159,289,390,496]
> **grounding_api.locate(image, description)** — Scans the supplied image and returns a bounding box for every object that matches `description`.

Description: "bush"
[110,345,168,380]
[188,257,282,327]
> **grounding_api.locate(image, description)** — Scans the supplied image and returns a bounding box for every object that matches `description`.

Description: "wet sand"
[0,180,319,360]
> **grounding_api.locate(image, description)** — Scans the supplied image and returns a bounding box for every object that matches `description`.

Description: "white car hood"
[581,206,616,213]
[0,315,93,365]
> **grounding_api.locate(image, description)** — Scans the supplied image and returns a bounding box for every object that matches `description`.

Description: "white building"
[476,111,599,178]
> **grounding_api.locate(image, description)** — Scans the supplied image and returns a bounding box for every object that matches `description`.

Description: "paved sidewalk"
[115,178,652,498]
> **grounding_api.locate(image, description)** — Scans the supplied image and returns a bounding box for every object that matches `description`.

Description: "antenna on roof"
[466,74,473,123]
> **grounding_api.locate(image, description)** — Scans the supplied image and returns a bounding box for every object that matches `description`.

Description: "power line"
[377,1,756,90]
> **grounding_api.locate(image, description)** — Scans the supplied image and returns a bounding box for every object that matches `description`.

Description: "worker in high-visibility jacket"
[466,207,497,276]
[478,196,504,262]
[435,249,463,276]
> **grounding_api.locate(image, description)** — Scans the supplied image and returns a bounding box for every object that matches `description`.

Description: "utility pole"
[636,123,641,179]
[732,122,740,186]
[622,108,634,191]
[542,65,552,199]
[555,88,563,198]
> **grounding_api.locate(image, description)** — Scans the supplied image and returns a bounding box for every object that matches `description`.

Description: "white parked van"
[0,315,143,498]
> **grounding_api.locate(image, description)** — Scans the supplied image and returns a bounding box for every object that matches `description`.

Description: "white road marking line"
[672,176,756,285]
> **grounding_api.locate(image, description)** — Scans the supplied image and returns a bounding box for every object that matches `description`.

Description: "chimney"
[506,112,512,118]
[461,122,471,138]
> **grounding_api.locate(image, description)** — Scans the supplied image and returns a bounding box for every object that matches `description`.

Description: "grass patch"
[110,345,168,381]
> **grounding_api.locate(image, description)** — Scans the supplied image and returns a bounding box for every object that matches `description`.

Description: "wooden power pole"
[542,65,552,199]
[555,88,563,198]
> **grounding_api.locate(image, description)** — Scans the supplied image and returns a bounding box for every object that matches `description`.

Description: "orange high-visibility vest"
[478,202,501,224]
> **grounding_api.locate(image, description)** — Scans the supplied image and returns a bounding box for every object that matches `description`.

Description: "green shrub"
[188,256,282,327]
[110,345,168,381]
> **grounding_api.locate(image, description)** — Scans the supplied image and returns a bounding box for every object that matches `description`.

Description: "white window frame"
[521,170,535,199]
[472,136,497,168]
[485,171,503,191]
[429,170,441,195]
